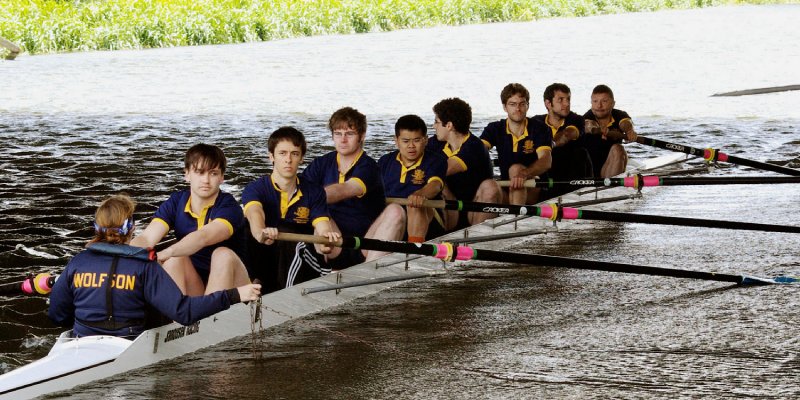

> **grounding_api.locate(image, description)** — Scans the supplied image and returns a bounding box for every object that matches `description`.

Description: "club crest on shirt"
[294,207,310,224]
[411,169,426,185]
[523,140,535,154]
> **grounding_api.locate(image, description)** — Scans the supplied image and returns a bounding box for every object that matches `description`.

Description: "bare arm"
[324,179,365,204]
[312,219,340,254]
[619,119,637,142]
[130,220,169,248]
[157,219,232,264]
[243,203,267,240]
[553,126,580,147]
[510,149,552,190]
[244,202,281,246]
[523,149,552,178]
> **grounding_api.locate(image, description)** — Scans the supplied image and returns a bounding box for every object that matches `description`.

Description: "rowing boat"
[0,152,689,399]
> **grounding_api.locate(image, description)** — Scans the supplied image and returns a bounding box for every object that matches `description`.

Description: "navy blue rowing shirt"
[302,150,385,237]
[426,133,493,201]
[377,149,447,198]
[241,175,330,234]
[48,243,235,338]
[480,117,552,180]
[532,111,586,147]
[152,190,246,276]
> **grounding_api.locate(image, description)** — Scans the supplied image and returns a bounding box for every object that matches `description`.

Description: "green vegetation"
[0,0,786,55]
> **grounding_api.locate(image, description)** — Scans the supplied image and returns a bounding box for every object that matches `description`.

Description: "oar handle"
[496,180,538,188]
[385,197,446,208]
[276,232,344,247]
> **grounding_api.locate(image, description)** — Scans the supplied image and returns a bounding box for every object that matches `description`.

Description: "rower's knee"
[383,203,407,225]
[475,179,502,202]
[211,246,238,266]
[608,144,627,160]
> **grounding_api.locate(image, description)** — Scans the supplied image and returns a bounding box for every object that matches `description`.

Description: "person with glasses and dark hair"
[427,97,501,231]
[583,84,638,178]
[131,144,251,297]
[49,193,260,338]
[480,83,553,205]
[533,83,592,191]
[302,107,389,266]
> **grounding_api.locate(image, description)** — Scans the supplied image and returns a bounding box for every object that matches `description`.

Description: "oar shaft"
[637,136,800,176]
[386,198,800,234]
[275,233,753,285]
[497,176,800,189]
[577,209,800,234]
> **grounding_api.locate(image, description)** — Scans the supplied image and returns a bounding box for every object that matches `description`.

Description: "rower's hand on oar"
[237,282,262,302]
[319,231,341,254]
[510,171,530,190]
[407,193,426,208]
[260,227,278,245]
[624,129,638,143]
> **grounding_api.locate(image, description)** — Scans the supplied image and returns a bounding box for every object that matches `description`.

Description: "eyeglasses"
[333,130,359,138]
[506,101,529,109]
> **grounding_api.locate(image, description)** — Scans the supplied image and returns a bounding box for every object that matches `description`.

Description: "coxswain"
[48,194,260,338]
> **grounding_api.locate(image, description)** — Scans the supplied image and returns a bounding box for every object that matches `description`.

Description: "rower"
[427,97,501,230]
[130,144,251,296]
[583,84,638,178]
[480,83,552,205]
[533,83,592,193]
[242,127,341,292]
[48,194,260,338]
[374,114,447,247]
[302,107,390,264]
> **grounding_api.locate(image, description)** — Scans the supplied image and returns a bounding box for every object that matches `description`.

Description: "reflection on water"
[1,5,799,399]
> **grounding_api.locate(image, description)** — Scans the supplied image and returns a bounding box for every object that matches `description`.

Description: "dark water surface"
[1,5,799,399]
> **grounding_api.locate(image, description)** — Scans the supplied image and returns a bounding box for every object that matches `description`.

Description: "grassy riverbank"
[0,0,786,56]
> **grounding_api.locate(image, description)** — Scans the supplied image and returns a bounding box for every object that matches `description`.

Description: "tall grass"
[0,0,787,55]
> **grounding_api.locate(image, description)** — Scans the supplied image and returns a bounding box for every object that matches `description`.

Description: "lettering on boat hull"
[163,322,200,344]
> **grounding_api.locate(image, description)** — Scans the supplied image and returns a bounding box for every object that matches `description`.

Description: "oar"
[636,135,800,176]
[276,232,798,286]
[386,198,800,234]
[0,273,55,296]
[497,175,800,189]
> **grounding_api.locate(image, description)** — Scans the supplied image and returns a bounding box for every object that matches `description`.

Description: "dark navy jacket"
[48,243,238,338]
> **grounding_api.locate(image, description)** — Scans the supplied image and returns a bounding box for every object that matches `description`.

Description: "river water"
[1,4,799,399]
